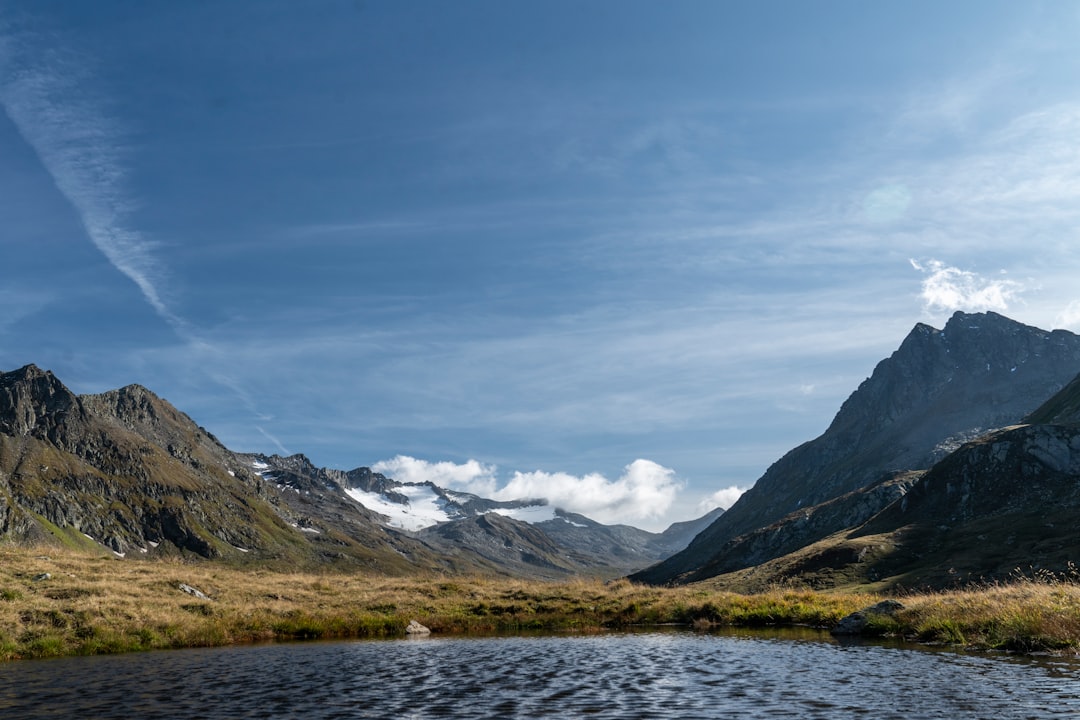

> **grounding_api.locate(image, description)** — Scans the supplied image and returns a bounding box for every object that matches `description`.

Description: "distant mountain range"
[6,309,1080,590]
[0,365,718,578]
[632,311,1080,589]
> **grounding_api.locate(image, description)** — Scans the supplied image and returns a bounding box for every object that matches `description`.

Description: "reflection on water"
[3,628,1080,719]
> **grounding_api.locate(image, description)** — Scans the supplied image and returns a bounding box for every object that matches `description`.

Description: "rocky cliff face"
[0,365,85,442]
[634,311,1080,585]
[846,420,1080,587]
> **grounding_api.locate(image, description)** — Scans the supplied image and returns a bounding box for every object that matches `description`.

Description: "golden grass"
[3,547,1080,661]
[887,578,1080,652]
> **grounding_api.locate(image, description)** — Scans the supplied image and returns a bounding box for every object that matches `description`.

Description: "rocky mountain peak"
[824,311,1077,448]
[0,364,84,439]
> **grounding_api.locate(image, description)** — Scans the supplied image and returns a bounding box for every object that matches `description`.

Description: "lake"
[3,628,1080,718]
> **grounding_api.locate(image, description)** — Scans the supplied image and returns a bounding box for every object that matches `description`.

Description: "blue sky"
[3,1,1080,530]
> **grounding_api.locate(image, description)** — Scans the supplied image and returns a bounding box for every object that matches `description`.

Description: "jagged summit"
[0,364,84,440]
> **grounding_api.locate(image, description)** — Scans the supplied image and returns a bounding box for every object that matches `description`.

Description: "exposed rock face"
[635,312,1080,585]
[0,365,86,442]
[850,421,1080,587]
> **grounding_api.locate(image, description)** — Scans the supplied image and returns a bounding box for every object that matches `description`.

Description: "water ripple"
[3,630,1080,718]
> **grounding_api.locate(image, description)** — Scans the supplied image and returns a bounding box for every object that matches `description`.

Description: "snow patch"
[344,484,453,531]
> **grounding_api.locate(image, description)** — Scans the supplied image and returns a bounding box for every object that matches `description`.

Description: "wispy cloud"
[0,19,181,329]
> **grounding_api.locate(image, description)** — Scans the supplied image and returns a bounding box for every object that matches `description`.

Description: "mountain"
[719,378,1080,592]
[634,311,1080,585]
[246,452,721,575]
[0,365,448,571]
[0,365,712,578]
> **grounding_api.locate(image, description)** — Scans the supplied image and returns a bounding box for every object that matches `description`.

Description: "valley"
[5,310,1080,660]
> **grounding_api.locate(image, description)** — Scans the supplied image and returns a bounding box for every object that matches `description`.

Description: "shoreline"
[3,547,1079,661]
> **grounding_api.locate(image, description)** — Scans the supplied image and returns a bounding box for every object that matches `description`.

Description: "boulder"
[178,583,211,600]
[405,620,431,635]
[831,600,904,636]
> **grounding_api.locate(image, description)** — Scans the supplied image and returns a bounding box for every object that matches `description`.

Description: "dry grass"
[885,568,1080,652]
[0,546,873,660]
[3,547,1080,660]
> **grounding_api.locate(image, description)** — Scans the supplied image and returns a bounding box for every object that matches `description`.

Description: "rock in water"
[405,620,431,635]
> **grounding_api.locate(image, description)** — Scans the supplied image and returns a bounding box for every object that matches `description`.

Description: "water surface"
[3,629,1079,718]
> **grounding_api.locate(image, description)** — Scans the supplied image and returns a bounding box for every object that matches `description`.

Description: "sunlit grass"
[2,547,1080,660]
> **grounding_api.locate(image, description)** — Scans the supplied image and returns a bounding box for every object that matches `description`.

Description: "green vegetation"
[2,547,1080,661]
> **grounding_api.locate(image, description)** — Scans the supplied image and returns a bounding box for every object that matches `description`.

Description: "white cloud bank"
[910,259,1024,314]
[371,456,500,497]
[372,455,681,526]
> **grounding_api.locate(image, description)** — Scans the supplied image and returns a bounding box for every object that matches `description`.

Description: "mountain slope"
[1024,370,1080,426]
[1,366,301,559]
[634,311,1080,585]
[850,421,1080,587]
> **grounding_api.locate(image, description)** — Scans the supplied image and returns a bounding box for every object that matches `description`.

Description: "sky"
[3,1,1080,531]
